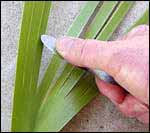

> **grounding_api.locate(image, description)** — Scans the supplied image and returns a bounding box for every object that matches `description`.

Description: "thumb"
[56,36,128,77]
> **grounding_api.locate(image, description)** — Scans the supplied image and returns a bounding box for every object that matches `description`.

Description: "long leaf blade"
[84,1,118,38]
[11,1,51,131]
[34,74,97,132]
[96,1,133,40]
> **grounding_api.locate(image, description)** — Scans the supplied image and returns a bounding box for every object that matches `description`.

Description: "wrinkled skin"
[56,25,149,124]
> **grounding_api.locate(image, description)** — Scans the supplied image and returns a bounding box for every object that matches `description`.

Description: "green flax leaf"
[11,1,51,132]
[96,1,133,40]
[34,1,134,132]
[39,1,120,102]
[45,1,133,101]
[37,1,100,104]
[127,8,149,32]
[12,1,149,132]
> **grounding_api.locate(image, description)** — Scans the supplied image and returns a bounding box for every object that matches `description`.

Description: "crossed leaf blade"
[11,1,149,132]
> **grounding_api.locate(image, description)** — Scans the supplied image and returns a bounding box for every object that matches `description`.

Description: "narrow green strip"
[34,74,97,132]
[127,8,149,32]
[96,1,134,40]
[37,55,62,101]
[84,1,118,38]
[67,1,100,37]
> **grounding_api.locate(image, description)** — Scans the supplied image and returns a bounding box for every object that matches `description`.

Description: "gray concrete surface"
[1,1,149,132]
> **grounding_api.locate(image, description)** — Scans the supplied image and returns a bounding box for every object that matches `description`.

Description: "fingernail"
[56,37,75,57]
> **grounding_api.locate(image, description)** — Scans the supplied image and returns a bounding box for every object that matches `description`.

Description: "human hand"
[56,25,149,124]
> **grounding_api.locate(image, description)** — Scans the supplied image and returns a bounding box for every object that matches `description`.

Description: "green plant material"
[58,6,149,132]
[96,1,133,40]
[34,74,97,131]
[12,1,100,131]
[67,1,100,37]
[84,1,118,38]
[34,1,134,132]
[44,1,133,102]
[12,1,149,132]
[133,8,149,25]
[11,1,51,132]
[39,1,120,103]
[37,1,100,104]
[128,8,149,32]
